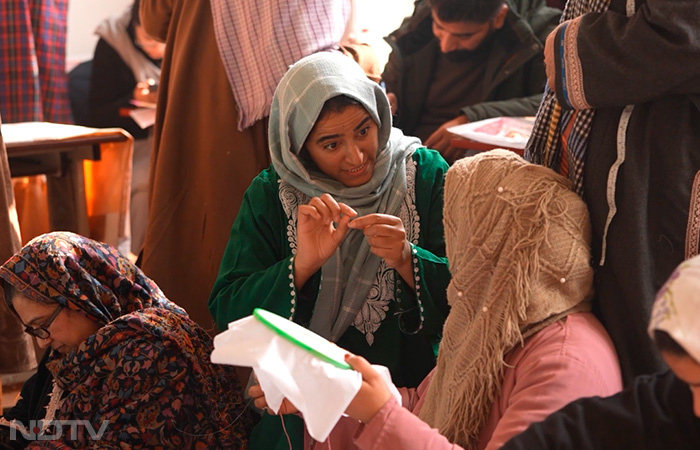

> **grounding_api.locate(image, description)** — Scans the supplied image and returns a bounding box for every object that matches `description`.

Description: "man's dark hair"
[654,330,690,357]
[428,0,506,23]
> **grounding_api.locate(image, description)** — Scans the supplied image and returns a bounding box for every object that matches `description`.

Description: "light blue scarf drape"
[269,52,423,341]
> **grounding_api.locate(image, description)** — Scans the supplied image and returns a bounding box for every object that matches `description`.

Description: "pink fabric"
[307,313,623,450]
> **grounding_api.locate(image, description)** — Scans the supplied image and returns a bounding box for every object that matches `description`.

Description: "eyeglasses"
[23,304,64,339]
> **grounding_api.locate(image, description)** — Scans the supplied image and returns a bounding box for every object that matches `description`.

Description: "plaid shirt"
[0,0,72,123]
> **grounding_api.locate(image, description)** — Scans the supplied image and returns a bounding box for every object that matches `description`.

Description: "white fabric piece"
[211,315,401,442]
[649,254,700,363]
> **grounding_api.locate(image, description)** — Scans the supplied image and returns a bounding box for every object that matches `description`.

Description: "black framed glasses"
[23,304,64,339]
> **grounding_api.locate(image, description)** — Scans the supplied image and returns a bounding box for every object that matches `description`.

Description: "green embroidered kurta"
[210,147,450,388]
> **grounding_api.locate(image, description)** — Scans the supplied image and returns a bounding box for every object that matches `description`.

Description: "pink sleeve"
[354,397,464,450]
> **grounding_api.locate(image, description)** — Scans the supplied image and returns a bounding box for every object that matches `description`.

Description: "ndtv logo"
[9,420,109,441]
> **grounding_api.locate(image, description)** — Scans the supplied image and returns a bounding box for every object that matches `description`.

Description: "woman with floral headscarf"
[251,150,623,450]
[209,51,451,449]
[0,232,253,449]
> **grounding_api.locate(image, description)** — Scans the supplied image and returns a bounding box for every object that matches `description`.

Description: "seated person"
[0,232,253,449]
[383,0,560,161]
[497,254,700,450]
[88,0,165,254]
[208,51,451,449]
[250,150,623,450]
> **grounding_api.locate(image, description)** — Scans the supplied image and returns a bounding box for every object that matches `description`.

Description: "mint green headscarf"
[269,51,423,341]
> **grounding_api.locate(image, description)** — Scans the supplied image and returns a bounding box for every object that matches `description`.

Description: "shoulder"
[507,0,561,37]
[412,147,449,173]
[509,313,622,392]
[245,165,282,196]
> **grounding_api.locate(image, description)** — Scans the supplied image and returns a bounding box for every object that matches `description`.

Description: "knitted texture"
[418,150,593,447]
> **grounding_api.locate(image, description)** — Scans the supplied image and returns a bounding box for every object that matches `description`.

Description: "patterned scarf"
[419,150,593,448]
[269,52,423,341]
[649,254,700,364]
[0,232,252,447]
[525,0,612,194]
[210,0,350,130]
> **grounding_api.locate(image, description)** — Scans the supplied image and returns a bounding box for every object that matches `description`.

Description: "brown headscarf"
[418,150,593,448]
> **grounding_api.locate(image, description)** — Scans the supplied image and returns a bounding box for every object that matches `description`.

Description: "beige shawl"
[418,149,593,448]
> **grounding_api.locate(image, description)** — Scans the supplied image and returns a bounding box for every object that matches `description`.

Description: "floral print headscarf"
[0,231,184,322]
[0,232,253,448]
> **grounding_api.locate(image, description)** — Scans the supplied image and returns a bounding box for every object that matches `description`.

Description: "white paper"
[448,116,534,150]
[211,316,401,442]
[128,108,156,129]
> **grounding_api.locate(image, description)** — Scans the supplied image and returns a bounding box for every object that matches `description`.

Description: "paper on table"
[448,116,535,150]
[129,108,156,129]
[1,122,100,144]
[211,315,402,442]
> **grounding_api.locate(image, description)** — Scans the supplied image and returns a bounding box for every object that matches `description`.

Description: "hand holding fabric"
[344,354,393,423]
[249,382,300,415]
[425,115,468,163]
[294,194,357,287]
[348,213,413,288]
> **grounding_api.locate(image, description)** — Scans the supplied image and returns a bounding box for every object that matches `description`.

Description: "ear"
[492,3,509,30]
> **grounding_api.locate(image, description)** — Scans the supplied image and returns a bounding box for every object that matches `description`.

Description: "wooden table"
[3,123,130,237]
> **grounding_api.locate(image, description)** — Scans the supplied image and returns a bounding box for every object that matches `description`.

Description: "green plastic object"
[253,308,352,370]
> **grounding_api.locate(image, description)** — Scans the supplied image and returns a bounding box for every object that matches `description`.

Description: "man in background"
[383,0,560,162]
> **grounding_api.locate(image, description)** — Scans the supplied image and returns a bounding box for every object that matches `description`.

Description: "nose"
[345,143,365,166]
[439,34,459,53]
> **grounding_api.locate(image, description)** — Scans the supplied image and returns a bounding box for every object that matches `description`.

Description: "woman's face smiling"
[304,104,379,187]
[12,294,101,354]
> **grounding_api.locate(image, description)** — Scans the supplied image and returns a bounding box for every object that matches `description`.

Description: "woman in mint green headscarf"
[209,51,450,449]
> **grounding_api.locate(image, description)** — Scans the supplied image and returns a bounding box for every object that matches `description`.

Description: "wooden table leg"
[46,146,91,236]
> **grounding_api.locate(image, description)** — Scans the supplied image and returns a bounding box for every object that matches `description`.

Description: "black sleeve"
[0,353,54,449]
[498,371,700,450]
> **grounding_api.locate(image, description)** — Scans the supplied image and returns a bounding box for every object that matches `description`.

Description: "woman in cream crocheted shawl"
[253,149,625,450]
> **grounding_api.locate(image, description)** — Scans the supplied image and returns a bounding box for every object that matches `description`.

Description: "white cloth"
[649,254,700,363]
[211,315,401,442]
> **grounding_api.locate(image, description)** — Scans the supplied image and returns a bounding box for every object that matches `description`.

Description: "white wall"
[354,0,416,68]
[66,0,132,67]
[66,0,415,71]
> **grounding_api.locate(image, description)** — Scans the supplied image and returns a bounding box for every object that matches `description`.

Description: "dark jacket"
[499,371,700,450]
[87,37,161,139]
[382,0,560,135]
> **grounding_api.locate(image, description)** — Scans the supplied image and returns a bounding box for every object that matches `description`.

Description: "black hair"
[654,330,690,357]
[428,0,506,23]
[317,95,362,122]
[131,0,142,27]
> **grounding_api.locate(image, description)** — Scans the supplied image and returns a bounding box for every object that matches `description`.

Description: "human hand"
[344,354,392,423]
[424,115,468,162]
[386,92,398,115]
[248,383,300,415]
[132,78,158,104]
[295,194,357,285]
[348,213,410,270]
